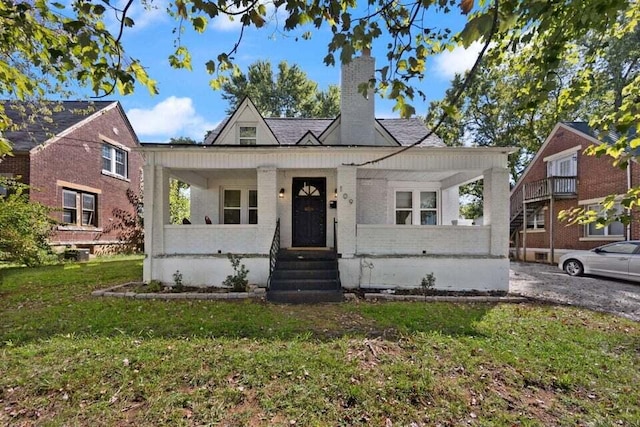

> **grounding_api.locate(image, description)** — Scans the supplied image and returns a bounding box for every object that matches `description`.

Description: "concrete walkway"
[510,261,640,321]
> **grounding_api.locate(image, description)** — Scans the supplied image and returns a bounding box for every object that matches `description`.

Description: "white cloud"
[211,1,283,31]
[127,97,216,141]
[105,0,168,34]
[433,42,484,79]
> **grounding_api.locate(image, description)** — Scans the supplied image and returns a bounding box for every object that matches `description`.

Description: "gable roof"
[1,100,120,152]
[205,115,443,147]
[511,121,624,196]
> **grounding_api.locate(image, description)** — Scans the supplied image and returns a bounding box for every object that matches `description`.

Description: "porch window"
[395,191,412,224]
[239,126,257,145]
[585,203,624,237]
[249,190,258,224]
[223,188,258,224]
[395,190,438,225]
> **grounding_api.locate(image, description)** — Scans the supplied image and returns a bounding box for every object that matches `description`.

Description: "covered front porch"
[140,145,511,291]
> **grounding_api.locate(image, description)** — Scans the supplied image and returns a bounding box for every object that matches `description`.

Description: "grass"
[1,257,639,426]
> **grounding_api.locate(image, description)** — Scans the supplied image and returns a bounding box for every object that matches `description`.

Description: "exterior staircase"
[267,249,343,304]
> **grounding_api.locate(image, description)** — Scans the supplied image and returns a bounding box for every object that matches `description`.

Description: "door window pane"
[224,190,241,207]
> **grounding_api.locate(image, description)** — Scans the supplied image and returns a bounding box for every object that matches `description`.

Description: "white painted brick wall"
[357,179,387,223]
[356,225,491,255]
[339,257,509,291]
[340,54,375,145]
[164,225,259,254]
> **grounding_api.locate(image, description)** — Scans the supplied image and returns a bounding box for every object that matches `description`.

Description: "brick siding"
[4,105,143,249]
[512,124,640,256]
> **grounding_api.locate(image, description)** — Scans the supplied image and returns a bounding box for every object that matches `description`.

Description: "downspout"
[627,162,632,241]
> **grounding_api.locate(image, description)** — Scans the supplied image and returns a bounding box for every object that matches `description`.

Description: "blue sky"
[98,1,482,142]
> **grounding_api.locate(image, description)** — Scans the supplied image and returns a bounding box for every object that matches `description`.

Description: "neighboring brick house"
[0,100,143,253]
[510,122,640,263]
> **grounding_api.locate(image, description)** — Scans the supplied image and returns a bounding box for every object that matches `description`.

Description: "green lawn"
[1,257,639,426]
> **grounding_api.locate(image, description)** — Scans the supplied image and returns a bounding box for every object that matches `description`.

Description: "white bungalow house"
[139,51,512,300]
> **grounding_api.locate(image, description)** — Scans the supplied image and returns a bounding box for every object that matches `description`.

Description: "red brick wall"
[0,153,31,183]
[512,124,639,255]
[27,104,143,248]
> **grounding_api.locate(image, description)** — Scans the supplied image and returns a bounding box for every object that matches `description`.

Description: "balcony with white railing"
[356,224,491,256]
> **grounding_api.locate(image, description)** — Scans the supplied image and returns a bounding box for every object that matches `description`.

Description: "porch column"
[483,167,510,257]
[143,161,169,281]
[257,167,277,253]
[337,166,357,257]
[142,160,155,282]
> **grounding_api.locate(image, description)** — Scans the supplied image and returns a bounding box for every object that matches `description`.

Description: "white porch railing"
[356,224,491,255]
[164,225,259,254]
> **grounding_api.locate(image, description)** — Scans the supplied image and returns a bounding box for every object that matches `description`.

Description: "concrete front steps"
[267,249,343,304]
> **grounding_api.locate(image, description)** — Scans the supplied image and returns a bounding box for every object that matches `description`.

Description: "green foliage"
[101,188,144,253]
[221,60,340,117]
[222,254,249,292]
[0,178,55,266]
[172,270,184,290]
[168,178,190,225]
[420,272,436,298]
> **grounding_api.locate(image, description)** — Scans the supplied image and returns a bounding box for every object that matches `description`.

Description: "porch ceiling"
[356,169,480,183]
[169,168,256,186]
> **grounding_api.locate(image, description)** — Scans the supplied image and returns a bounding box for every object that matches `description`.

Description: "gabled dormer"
[208,97,278,145]
[296,130,323,145]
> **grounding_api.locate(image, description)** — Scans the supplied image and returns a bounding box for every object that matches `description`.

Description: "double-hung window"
[395,190,439,225]
[585,203,625,238]
[238,125,257,145]
[102,143,128,178]
[527,207,545,230]
[63,189,97,227]
[223,189,258,224]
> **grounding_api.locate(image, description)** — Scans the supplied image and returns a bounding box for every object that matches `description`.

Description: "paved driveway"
[510,261,640,321]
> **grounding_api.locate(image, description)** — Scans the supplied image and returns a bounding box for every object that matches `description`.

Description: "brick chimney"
[340,49,375,145]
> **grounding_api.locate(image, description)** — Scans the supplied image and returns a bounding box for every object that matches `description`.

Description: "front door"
[292,178,326,247]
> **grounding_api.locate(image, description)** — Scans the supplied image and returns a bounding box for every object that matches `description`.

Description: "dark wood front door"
[292,178,326,247]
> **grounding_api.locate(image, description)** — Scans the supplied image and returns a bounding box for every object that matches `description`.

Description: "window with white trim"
[527,207,545,230]
[222,188,258,224]
[585,203,625,237]
[395,190,438,225]
[102,143,128,178]
[238,125,257,145]
[63,189,97,226]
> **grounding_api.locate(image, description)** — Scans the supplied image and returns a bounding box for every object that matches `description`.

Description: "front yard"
[1,257,639,425]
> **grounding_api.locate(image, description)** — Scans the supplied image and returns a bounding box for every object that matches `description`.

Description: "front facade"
[0,101,143,253]
[141,53,512,291]
[510,122,640,263]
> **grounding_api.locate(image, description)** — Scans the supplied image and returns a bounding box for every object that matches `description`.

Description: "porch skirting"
[146,253,508,292]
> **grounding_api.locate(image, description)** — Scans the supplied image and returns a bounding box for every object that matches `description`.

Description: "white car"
[558,241,640,282]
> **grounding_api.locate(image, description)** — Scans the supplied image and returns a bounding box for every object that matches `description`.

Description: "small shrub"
[222,254,249,292]
[421,273,436,299]
[173,270,184,290]
[146,280,164,293]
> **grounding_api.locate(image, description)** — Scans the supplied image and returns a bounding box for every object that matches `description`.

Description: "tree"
[222,60,340,117]
[102,188,144,253]
[1,0,638,217]
[167,137,194,224]
[0,178,55,266]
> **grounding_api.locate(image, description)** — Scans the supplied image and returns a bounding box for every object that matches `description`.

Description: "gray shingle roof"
[206,116,444,147]
[377,118,443,147]
[1,100,115,152]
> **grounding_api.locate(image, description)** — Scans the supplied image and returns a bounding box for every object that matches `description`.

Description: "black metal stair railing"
[268,219,280,289]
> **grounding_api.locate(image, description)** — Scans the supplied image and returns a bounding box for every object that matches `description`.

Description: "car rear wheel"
[564,259,584,276]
